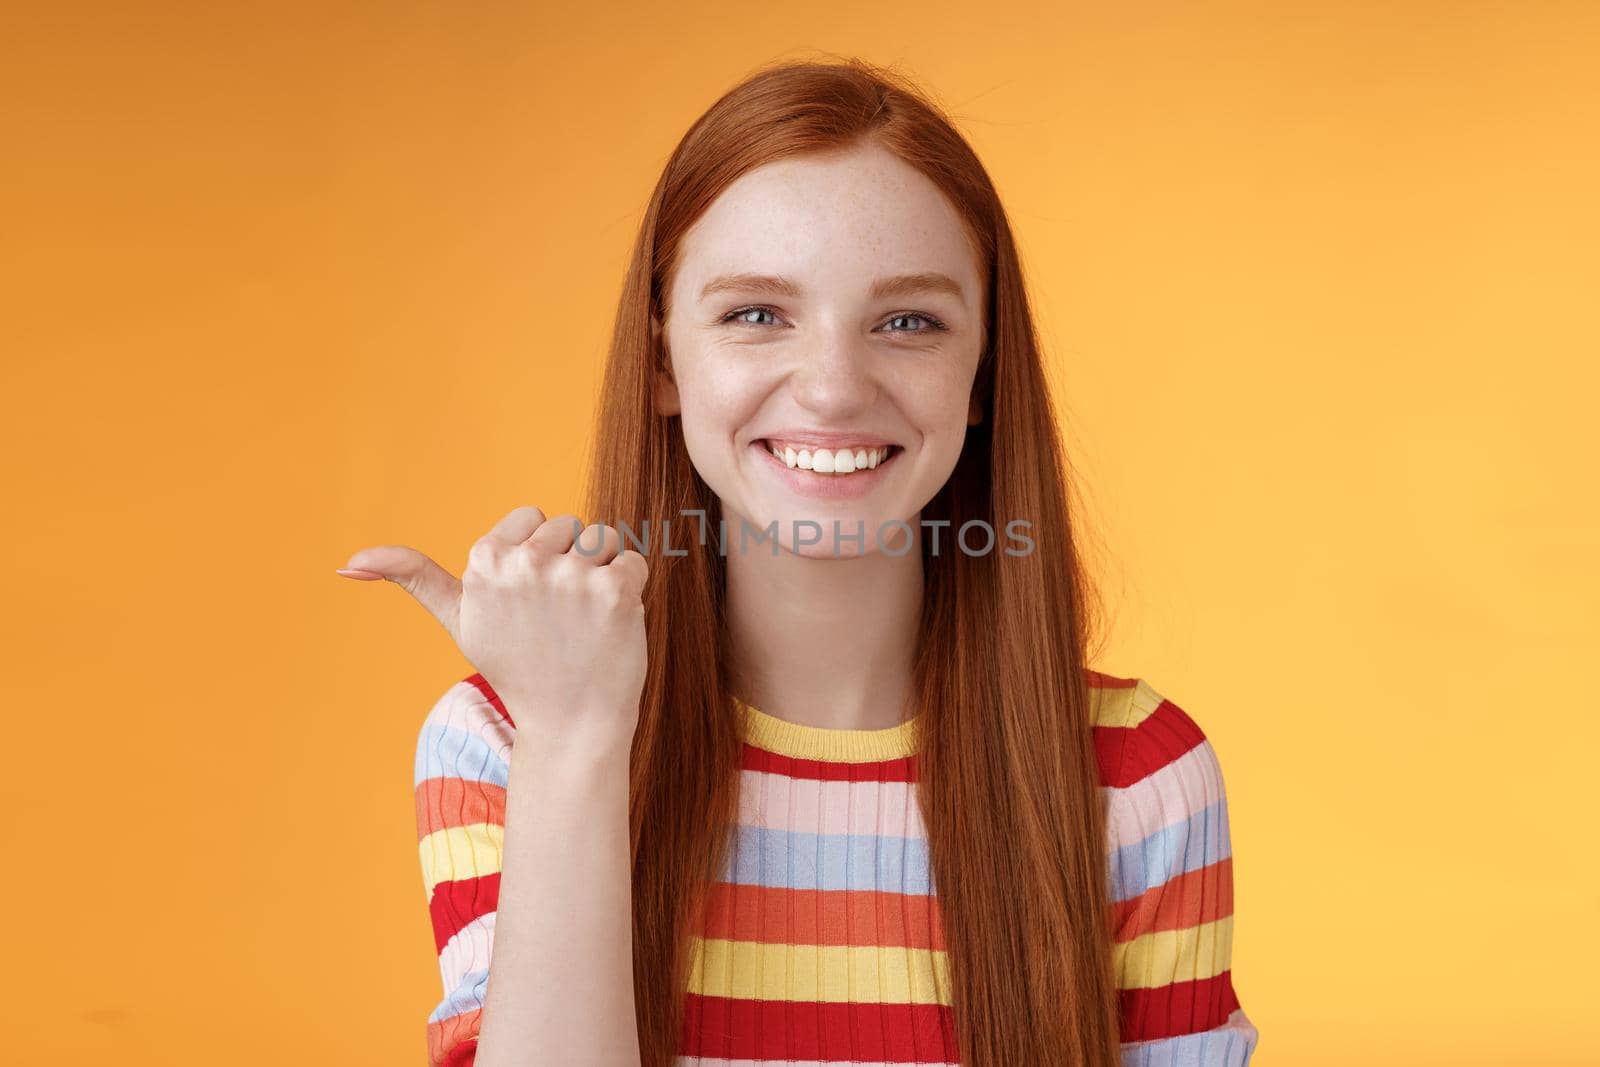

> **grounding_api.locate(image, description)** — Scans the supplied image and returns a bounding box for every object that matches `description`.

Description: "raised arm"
[414,672,639,1067]
[343,505,649,1066]
[414,675,512,1066]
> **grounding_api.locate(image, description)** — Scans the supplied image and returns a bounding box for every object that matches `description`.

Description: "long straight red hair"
[582,56,1119,1067]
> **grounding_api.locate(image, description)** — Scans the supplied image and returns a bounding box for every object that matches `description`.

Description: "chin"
[728,504,906,559]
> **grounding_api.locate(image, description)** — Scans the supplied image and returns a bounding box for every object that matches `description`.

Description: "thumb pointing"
[340,544,463,643]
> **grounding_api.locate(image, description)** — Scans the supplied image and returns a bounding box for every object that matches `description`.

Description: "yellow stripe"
[685,935,951,1004]
[1113,915,1234,989]
[1091,677,1167,729]
[418,823,504,898]
[735,697,921,761]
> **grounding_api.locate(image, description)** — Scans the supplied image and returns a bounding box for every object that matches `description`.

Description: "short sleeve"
[413,674,518,1067]
[1101,678,1260,1066]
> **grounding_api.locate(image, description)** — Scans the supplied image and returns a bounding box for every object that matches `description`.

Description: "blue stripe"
[414,722,510,789]
[719,824,933,894]
[1109,798,1231,902]
[427,967,488,1023]
[1119,1018,1258,1066]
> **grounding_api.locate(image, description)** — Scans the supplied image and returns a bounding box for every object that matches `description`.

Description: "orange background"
[4,3,1596,1064]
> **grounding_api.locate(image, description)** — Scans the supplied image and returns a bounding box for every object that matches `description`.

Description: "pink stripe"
[736,768,927,839]
[433,682,516,751]
[1103,741,1224,845]
[439,912,496,992]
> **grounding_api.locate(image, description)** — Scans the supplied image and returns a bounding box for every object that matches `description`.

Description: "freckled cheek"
[675,356,768,419]
[891,372,975,439]
[712,374,785,444]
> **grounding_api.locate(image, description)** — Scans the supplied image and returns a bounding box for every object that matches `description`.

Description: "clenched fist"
[338,506,650,755]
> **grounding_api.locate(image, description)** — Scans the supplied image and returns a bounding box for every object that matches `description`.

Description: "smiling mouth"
[755,440,903,474]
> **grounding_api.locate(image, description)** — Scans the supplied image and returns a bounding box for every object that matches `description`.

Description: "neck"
[723,515,923,731]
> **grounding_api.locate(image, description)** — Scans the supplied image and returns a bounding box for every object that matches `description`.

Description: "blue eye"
[882,312,946,333]
[719,306,948,333]
[722,306,780,327]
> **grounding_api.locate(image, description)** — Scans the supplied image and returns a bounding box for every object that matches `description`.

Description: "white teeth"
[766,441,892,474]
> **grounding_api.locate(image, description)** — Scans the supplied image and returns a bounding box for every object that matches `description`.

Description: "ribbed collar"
[734,696,922,761]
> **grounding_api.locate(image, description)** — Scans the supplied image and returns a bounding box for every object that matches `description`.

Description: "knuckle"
[546,557,582,586]
[508,544,546,580]
[467,536,496,566]
[502,504,545,529]
[546,512,582,533]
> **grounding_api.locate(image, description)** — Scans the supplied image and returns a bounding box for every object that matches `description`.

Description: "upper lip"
[756,429,897,449]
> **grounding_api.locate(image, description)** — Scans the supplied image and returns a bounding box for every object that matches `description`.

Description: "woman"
[340,57,1258,1067]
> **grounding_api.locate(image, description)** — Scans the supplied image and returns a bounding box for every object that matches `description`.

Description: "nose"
[788,335,879,418]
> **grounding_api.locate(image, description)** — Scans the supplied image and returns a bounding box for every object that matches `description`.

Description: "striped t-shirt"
[414,670,1259,1066]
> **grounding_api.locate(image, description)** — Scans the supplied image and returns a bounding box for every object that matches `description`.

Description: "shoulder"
[1088,669,1218,790]
[1089,673,1255,1052]
[1088,671,1238,887]
[413,673,519,793]
[422,672,516,735]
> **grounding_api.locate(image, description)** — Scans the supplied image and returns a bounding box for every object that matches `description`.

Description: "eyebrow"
[698,271,967,303]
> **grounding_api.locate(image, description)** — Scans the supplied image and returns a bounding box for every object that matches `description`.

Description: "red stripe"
[1093,723,1135,789]
[1111,858,1234,941]
[742,743,920,782]
[1118,970,1242,1042]
[1094,698,1206,788]
[698,882,946,950]
[681,993,958,1062]
[427,872,501,954]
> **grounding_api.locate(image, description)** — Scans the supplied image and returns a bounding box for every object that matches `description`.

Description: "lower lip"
[752,441,901,500]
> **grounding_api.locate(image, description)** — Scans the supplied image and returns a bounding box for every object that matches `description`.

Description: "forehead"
[672,142,981,300]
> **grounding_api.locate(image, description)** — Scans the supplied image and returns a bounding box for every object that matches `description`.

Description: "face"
[655,139,986,559]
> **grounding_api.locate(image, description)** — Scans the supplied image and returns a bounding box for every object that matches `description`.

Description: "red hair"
[584,56,1119,1067]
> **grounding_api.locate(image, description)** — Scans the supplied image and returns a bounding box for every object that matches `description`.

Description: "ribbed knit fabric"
[414,670,1258,1066]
